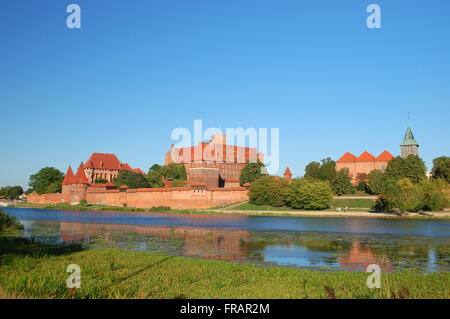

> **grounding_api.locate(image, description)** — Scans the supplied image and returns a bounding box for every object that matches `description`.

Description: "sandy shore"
[214,209,450,218]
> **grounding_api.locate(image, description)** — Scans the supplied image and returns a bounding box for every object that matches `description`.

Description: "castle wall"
[29,186,248,209]
[336,160,390,185]
[28,192,62,204]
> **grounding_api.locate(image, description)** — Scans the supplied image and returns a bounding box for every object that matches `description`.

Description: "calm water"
[3,207,450,272]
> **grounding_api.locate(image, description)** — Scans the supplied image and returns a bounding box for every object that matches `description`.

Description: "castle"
[335,127,419,184]
[28,148,249,208]
[83,153,144,183]
[165,134,264,189]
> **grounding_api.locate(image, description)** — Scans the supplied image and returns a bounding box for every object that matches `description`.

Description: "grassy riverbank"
[0,237,448,299]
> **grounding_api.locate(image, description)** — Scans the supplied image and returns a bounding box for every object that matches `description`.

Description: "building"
[400,127,419,158]
[283,167,292,182]
[335,126,420,185]
[83,153,144,183]
[165,134,264,188]
[336,150,395,185]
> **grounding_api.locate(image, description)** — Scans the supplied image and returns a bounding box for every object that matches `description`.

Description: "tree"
[240,161,265,186]
[304,158,336,182]
[419,179,448,211]
[385,155,426,184]
[304,161,321,179]
[0,186,24,200]
[248,176,289,207]
[374,178,447,214]
[113,170,149,188]
[331,169,355,196]
[94,178,108,184]
[286,178,333,210]
[368,169,385,195]
[432,156,450,183]
[171,179,187,187]
[28,167,64,194]
[318,158,337,181]
[146,163,187,188]
[397,178,423,214]
[0,209,23,232]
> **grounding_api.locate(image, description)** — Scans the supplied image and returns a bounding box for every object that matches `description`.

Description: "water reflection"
[17,219,450,272]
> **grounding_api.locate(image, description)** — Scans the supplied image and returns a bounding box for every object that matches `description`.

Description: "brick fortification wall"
[28,186,248,209]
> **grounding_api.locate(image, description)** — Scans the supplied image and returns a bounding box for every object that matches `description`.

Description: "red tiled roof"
[119,185,129,189]
[170,142,261,164]
[84,153,122,170]
[284,167,292,175]
[83,153,143,174]
[62,167,77,185]
[75,163,89,184]
[376,150,394,162]
[356,151,376,162]
[336,152,357,163]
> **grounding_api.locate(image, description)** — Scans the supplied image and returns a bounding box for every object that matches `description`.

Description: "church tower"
[400,127,419,158]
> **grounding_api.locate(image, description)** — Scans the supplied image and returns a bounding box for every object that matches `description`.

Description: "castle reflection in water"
[58,221,400,272]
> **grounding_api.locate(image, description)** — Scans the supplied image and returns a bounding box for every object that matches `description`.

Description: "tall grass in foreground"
[0,238,448,299]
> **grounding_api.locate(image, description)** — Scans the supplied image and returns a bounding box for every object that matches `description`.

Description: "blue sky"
[1,0,449,188]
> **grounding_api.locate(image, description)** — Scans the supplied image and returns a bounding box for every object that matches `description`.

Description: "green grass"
[331,198,376,209]
[0,237,448,299]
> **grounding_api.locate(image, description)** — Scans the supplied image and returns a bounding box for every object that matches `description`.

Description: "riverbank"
[9,202,450,220]
[0,237,448,299]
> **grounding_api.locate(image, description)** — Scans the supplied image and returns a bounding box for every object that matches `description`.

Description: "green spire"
[400,127,419,146]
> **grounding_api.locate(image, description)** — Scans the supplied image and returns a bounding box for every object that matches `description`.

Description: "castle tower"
[283,167,292,182]
[400,127,419,158]
[61,164,89,204]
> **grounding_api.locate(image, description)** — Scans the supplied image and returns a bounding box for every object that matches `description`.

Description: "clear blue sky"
[1,0,449,189]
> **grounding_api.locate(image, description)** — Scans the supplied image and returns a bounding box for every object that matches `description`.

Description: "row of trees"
[249,175,333,210]
[0,186,24,200]
[304,158,354,195]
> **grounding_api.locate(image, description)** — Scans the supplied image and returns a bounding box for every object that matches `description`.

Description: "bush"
[332,169,355,196]
[374,178,448,213]
[0,209,23,232]
[419,179,448,211]
[248,176,289,207]
[78,200,88,207]
[286,178,333,210]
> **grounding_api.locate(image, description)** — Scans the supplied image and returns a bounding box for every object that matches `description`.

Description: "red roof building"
[82,153,143,183]
[165,134,265,189]
[336,150,395,185]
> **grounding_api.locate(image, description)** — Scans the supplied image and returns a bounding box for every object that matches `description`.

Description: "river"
[3,207,450,272]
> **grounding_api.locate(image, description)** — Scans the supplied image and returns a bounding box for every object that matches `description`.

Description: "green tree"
[248,176,289,207]
[385,155,426,183]
[286,178,333,210]
[146,163,187,188]
[171,179,187,187]
[28,167,64,194]
[94,178,108,184]
[397,178,423,214]
[432,156,450,183]
[368,169,385,195]
[0,209,23,232]
[113,170,149,188]
[418,179,448,211]
[0,186,24,200]
[318,158,337,181]
[240,161,265,186]
[304,161,321,179]
[331,169,355,196]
